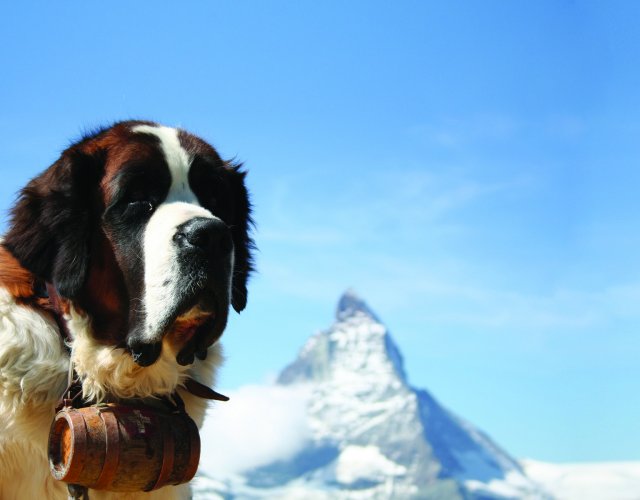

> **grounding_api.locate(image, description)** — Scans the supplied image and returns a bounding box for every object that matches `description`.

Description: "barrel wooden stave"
[48,404,200,492]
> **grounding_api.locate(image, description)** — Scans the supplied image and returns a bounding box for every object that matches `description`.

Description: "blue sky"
[1,1,639,463]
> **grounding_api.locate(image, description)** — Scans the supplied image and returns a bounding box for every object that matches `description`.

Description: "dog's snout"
[173,217,232,255]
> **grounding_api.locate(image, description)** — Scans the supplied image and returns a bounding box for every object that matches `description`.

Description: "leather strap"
[67,484,90,499]
[183,377,229,401]
[45,282,74,345]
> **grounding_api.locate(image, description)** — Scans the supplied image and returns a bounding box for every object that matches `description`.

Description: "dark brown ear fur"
[3,150,103,299]
[227,162,255,313]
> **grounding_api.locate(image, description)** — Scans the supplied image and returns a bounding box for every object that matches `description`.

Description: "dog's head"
[3,121,253,368]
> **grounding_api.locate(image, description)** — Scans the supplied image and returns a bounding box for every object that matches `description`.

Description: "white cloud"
[409,114,521,147]
[198,383,311,478]
[334,445,406,485]
[523,460,640,500]
[256,164,529,254]
[350,256,640,332]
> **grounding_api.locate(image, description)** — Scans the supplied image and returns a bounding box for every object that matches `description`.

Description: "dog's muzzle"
[127,216,234,367]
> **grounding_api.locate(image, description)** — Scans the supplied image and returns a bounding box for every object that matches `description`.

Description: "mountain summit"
[336,288,379,321]
[199,291,548,499]
[278,289,406,386]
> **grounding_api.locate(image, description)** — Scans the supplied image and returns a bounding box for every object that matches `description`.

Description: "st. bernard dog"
[0,121,254,499]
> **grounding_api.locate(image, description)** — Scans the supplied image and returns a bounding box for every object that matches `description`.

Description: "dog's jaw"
[68,305,223,403]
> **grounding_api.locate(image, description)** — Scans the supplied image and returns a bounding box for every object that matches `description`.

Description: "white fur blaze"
[143,202,218,342]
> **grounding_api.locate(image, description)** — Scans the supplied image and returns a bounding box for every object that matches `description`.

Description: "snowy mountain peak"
[336,288,378,321]
[278,291,407,386]
[200,292,548,499]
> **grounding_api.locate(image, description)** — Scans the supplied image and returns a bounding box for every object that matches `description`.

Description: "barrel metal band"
[60,409,88,483]
[151,417,175,490]
[183,417,201,483]
[93,408,121,490]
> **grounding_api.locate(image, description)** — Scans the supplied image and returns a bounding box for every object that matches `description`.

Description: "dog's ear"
[226,163,255,313]
[3,150,103,299]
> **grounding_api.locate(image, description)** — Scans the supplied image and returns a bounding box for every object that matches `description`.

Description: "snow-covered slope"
[522,460,640,500]
[196,290,549,499]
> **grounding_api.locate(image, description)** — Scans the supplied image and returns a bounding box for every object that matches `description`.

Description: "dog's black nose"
[173,217,232,256]
[128,340,162,367]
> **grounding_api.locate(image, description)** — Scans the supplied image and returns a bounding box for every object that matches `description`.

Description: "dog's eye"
[131,201,154,211]
[124,200,154,217]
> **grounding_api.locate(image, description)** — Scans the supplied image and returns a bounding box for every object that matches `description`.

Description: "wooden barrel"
[48,404,200,492]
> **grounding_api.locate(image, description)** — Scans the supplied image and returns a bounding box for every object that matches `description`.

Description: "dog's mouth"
[172,292,230,366]
[128,287,230,367]
[168,305,216,347]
